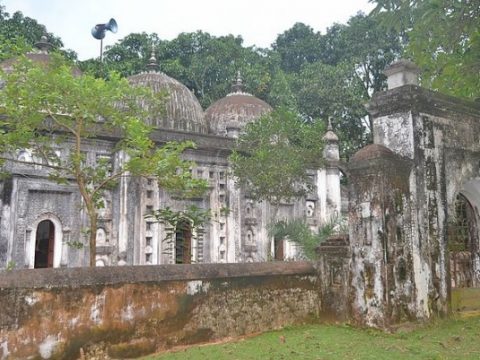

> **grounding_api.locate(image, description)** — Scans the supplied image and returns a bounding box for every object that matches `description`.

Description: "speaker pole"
[91,18,118,63]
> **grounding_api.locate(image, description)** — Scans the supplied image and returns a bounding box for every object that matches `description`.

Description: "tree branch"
[91,171,124,198]
[44,109,78,136]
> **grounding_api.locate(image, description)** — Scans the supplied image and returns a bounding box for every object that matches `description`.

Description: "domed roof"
[128,54,206,133]
[205,72,272,136]
[350,144,396,162]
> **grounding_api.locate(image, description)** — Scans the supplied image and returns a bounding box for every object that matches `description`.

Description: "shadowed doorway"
[34,220,55,268]
[175,220,192,264]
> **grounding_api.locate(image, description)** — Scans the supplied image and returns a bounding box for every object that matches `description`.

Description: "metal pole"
[100,38,103,62]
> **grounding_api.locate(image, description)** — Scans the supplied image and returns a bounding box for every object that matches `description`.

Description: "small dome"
[323,130,339,142]
[205,72,272,136]
[350,144,395,162]
[128,57,206,133]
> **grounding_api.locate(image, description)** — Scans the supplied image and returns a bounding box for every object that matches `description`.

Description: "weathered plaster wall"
[0,262,320,359]
[348,147,414,327]
[365,84,480,324]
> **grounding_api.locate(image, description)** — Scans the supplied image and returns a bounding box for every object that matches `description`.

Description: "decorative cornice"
[367,85,480,120]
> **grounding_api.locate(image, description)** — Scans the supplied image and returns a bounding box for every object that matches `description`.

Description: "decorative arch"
[449,181,480,288]
[17,149,33,162]
[27,213,63,269]
[96,228,107,245]
[246,227,255,246]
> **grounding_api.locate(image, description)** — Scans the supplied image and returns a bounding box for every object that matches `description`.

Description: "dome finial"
[231,70,245,93]
[327,117,334,131]
[34,35,53,53]
[323,117,339,143]
[146,46,159,72]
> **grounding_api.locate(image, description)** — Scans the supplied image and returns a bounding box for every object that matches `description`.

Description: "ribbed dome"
[128,70,206,133]
[350,144,395,162]
[205,74,272,136]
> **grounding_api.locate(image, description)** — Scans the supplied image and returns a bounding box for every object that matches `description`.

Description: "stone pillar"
[116,150,129,257]
[348,144,414,327]
[318,119,341,225]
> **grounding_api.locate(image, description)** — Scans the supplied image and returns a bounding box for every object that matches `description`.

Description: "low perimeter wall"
[0,262,321,359]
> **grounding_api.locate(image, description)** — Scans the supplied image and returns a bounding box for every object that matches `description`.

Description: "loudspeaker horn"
[91,18,118,40]
[106,18,118,33]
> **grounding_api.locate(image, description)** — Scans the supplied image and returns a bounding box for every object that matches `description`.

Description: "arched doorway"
[34,220,55,268]
[175,220,192,264]
[449,194,478,288]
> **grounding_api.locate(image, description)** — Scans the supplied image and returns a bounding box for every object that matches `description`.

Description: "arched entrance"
[175,220,192,264]
[34,220,55,268]
[449,194,478,288]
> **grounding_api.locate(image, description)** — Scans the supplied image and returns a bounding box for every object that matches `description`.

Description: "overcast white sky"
[2,0,374,60]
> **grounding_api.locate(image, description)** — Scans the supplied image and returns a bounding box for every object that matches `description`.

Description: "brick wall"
[0,262,321,359]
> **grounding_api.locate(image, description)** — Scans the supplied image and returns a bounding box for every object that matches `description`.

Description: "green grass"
[144,316,480,360]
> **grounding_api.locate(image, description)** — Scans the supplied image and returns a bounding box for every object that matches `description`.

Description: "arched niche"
[27,213,63,269]
[96,228,107,245]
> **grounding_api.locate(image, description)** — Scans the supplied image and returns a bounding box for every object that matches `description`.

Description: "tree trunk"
[89,212,97,267]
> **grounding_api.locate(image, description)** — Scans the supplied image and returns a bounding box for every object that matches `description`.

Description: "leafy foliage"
[0,5,76,60]
[0,34,31,62]
[230,107,325,207]
[0,53,207,265]
[149,205,211,242]
[371,0,480,99]
[270,15,402,157]
[269,217,345,260]
[272,22,323,73]
[292,61,370,156]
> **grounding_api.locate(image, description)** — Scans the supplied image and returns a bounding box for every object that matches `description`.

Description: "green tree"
[322,13,402,95]
[0,34,30,62]
[230,107,324,215]
[269,14,402,157]
[272,22,323,73]
[266,68,297,110]
[293,61,369,157]
[0,6,76,60]
[0,53,207,266]
[230,108,325,257]
[371,0,480,98]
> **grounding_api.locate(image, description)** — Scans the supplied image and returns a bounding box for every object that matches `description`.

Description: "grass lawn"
[145,316,480,359]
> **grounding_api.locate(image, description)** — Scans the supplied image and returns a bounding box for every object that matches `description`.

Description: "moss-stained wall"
[0,262,320,359]
[363,83,480,327]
